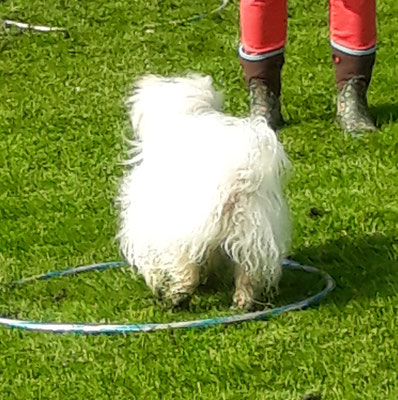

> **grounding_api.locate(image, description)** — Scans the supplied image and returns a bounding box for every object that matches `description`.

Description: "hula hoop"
[0,259,335,334]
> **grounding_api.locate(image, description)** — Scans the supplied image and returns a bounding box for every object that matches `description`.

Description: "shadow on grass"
[291,233,398,306]
[198,233,398,312]
[370,103,398,126]
[284,102,398,129]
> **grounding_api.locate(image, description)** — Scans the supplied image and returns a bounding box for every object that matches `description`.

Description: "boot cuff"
[330,40,377,57]
[238,44,284,62]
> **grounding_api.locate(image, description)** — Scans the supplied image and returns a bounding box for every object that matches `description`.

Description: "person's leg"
[239,0,287,130]
[330,0,377,134]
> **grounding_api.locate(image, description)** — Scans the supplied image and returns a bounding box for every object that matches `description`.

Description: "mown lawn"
[0,0,397,399]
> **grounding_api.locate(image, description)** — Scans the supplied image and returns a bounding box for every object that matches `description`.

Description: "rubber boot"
[333,49,376,135]
[240,53,284,131]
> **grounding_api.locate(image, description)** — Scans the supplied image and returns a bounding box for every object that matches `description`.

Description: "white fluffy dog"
[118,74,291,310]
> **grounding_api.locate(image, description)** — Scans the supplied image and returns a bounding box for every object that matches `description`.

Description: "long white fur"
[118,74,291,300]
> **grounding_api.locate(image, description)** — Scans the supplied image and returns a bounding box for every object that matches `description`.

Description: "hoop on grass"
[0,259,335,334]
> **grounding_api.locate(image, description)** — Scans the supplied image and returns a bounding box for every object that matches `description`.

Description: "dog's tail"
[239,116,291,194]
[126,74,223,141]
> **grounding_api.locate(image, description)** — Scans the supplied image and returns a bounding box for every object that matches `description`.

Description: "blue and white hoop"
[0,259,335,334]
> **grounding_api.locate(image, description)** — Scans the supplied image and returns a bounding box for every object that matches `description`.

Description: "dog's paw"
[231,285,256,311]
[231,295,254,311]
[170,291,192,309]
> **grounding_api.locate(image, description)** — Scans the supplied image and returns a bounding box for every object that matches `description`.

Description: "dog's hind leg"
[232,264,259,310]
[232,261,281,310]
[168,257,200,307]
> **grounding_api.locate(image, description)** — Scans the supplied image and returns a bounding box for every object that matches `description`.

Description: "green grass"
[0,0,397,399]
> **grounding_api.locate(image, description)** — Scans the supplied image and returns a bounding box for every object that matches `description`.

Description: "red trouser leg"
[239,0,287,58]
[240,0,377,55]
[330,0,377,53]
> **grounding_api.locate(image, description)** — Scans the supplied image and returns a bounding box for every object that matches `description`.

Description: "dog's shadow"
[191,233,398,312]
[290,233,398,307]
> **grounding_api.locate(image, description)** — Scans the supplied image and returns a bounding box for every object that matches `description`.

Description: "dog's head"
[127,74,223,135]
